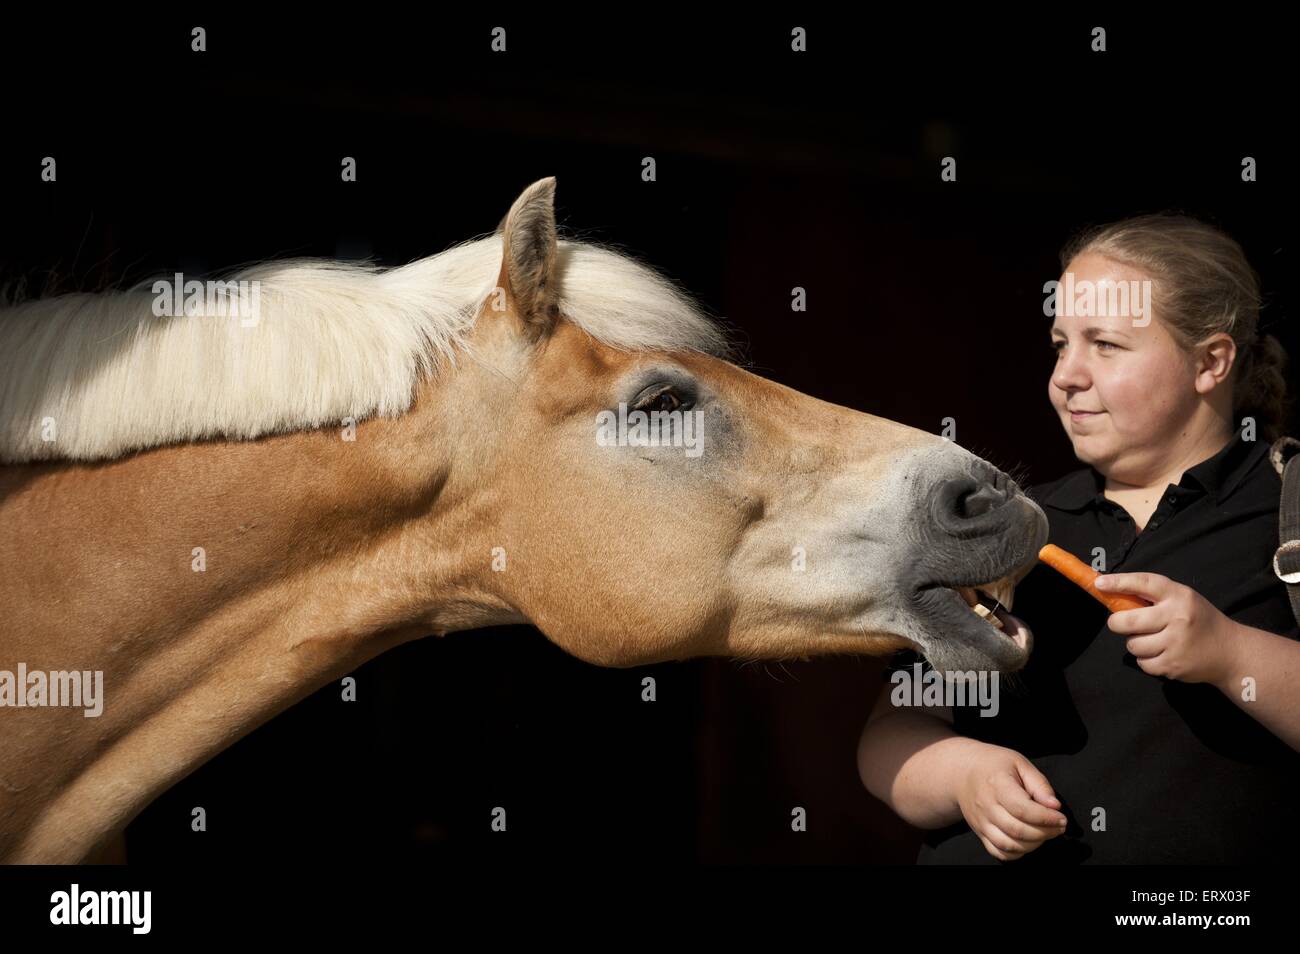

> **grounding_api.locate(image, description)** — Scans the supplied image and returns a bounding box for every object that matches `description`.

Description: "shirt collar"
[1038,435,1266,512]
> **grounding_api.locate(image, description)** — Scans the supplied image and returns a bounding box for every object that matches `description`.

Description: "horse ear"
[496,176,559,339]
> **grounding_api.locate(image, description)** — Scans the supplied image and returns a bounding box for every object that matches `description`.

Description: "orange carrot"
[1038,544,1150,612]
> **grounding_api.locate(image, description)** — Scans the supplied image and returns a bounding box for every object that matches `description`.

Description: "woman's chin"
[1068,434,1116,466]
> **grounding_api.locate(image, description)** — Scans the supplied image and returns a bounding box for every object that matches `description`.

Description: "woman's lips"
[1069,410,1104,422]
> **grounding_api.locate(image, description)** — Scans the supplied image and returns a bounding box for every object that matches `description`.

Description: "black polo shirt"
[883,434,1300,864]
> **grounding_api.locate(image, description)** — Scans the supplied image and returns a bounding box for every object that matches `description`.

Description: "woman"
[858,214,1299,863]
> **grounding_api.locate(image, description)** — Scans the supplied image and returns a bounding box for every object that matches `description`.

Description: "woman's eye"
[1051,339,1118,354]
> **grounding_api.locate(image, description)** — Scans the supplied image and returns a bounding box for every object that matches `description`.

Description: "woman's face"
[1048,252,1200,482]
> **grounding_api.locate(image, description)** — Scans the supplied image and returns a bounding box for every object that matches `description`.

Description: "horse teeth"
[972,602,1005,629]
[983,579,1015,612]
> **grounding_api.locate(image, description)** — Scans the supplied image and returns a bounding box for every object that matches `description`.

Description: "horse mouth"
[911,574,1034,671]
[952,582,1031,653]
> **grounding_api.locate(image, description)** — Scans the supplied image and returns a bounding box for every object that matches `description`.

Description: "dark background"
[2,12,1294,863]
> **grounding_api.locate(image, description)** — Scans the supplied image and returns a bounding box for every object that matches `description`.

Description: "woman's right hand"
[956,745,1069,861]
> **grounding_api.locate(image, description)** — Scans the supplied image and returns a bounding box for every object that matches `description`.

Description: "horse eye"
[637,389,682,413]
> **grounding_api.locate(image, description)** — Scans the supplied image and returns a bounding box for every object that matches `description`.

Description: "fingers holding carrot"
[1091,571,1245,683]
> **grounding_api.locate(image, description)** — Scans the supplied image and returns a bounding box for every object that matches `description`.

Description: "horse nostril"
[934,473,1011,531]
[958,482,1003,519]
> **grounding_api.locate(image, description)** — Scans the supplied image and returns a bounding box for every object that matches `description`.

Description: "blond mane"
[0,236,729,463]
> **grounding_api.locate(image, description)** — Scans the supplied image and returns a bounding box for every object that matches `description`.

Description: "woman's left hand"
[1096,572,1242,685]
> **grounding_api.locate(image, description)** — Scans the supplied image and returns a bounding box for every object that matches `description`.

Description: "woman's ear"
[1193,332,1237,395]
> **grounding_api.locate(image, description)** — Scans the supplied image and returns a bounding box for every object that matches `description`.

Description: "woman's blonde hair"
[1060,213,1291,444]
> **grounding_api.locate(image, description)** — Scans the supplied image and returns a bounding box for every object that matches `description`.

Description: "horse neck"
[0,368,518,861]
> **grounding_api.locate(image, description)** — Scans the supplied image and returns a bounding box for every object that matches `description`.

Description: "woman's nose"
[1051,348,1090,390]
